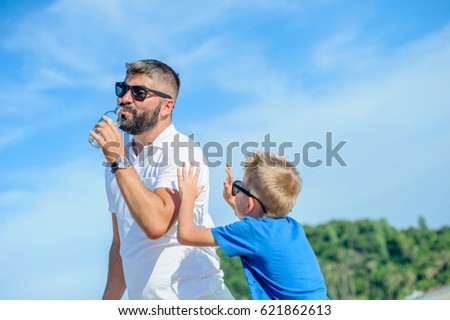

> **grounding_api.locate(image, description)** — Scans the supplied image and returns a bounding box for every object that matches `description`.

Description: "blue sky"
[0,0,449,299]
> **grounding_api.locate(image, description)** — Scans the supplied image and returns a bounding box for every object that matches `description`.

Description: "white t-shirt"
[105,124,225,299]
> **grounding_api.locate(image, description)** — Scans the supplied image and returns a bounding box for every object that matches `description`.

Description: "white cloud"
[3,0,306,89]
[0,129,30,150]
[184,22,450,229]
[311,28,379,73]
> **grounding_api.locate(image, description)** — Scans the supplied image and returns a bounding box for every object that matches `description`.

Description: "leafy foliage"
[218,216,450,299]
[217,249,251,299]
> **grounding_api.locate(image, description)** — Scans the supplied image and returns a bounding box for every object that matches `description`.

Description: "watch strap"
[111,156,131,174]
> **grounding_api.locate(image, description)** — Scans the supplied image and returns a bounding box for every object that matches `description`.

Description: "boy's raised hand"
[177,163,204,200]
[222,163,236,210]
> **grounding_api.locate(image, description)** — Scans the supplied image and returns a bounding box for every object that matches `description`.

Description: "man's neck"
[132,121,171,155]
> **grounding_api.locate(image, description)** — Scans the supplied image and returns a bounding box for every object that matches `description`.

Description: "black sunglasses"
[232,180,268,214]
[115,82,172,101]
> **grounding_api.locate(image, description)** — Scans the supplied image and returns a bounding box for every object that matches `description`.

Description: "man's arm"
[103,213,126,300]
[177,165,219,247]
[91,116,179,240]
[114,167,180,240]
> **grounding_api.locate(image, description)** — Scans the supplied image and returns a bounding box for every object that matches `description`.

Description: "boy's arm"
[177,165,219,247]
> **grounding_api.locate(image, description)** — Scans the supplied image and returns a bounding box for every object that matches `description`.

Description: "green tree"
[217,249,250,299]
[217,218,450,300]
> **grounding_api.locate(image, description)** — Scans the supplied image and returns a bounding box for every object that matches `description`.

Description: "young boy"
[177,151,328,300]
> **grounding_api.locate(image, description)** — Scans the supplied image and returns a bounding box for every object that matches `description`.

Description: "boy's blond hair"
[244,151,302,218]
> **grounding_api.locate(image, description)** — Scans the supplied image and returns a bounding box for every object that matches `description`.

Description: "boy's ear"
[245,197,255,214]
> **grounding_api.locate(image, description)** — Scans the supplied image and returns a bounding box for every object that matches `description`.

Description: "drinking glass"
[88,106,122,148]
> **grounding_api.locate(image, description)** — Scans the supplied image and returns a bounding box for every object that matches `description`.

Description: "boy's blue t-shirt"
[211,216,328,300]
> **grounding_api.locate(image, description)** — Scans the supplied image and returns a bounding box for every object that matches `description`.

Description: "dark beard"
[119,102,161,135]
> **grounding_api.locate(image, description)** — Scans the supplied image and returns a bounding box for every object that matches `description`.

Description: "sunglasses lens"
[231,181,240,196]
[115,83,126,97]
[129,86,147,101]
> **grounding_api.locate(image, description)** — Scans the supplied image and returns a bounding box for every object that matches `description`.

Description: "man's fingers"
[102,115,115,126]
[89,130,104,147]
[99,116,122,138]
[95,121,117,142]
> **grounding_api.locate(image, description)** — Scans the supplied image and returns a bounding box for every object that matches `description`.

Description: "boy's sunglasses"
[115,82,172,101]
[232,180,268,214]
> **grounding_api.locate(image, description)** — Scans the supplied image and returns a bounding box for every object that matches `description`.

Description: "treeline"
[217,217,450,299]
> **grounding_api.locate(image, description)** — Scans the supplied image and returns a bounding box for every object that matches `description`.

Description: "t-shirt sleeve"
[211,218,256,257]
[153,141,206,191]
[153,158,178,190]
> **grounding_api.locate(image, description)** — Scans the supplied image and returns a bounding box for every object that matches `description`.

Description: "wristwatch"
[111,156,131,174]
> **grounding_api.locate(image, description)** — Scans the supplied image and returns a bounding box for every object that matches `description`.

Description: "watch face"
[111,157,130,173]
[120,157,131,168]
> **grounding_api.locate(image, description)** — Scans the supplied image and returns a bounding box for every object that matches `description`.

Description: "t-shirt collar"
[128,124,177,154]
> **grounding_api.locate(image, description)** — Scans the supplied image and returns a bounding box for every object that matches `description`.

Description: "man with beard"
[90,59,233,300]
